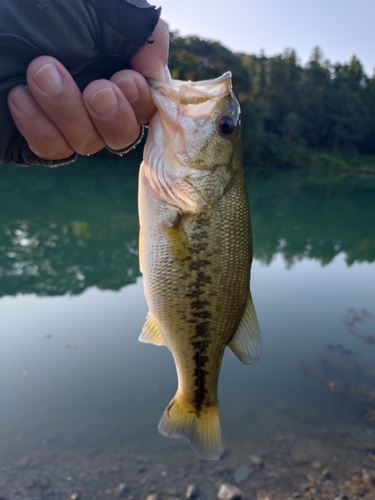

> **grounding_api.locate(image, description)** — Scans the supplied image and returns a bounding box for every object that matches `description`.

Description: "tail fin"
[158,395,222,460]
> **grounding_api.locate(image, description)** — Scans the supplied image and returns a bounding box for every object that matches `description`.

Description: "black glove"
[0,0,160,166]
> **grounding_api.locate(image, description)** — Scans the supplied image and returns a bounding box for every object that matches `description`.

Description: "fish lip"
[147,71,232,89]
[148,72,233,106]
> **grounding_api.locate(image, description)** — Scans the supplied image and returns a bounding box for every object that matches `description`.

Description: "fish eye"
[217,116,236,136]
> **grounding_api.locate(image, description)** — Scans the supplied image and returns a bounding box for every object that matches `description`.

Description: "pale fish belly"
[138,164,260,459]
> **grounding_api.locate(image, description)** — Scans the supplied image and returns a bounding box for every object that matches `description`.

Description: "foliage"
[168,33,375,169]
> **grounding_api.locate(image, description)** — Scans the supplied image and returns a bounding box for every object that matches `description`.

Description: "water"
[1,158,375,499]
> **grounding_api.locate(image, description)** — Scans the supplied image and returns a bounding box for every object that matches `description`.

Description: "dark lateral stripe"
[192,347,210,412]
[191,299,210,310]
[187,216,213,413]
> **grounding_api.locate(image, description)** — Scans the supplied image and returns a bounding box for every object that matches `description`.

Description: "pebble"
[70,494,79,500]
[15,456,31,470]
[146,494,159,500]
[185,483,198,499]
[322,469,332,478]
[291,445,310,464]
[233,466,250,484]
[249,454,263,466]
[38,476,51,489]
[117,482,128,497]
[217,483,243,500]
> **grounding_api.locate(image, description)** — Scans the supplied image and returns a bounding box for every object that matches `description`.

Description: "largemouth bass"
[138,72,261,460]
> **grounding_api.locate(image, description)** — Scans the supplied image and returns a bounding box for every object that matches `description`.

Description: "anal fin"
[228,294,261,364]
[139,311,167,347]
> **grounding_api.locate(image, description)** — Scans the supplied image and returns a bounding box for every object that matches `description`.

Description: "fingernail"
[33,63,63,95]
[9,86,36,115]
[89,87,119,116]
[116,77,139,103]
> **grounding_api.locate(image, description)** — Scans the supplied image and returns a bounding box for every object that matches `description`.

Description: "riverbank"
[303,151,375,175]
[243,146,375,174]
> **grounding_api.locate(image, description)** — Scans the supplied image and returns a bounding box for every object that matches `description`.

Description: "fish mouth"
[148,72,233,106]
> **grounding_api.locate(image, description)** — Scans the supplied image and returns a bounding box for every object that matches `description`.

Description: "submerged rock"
[249,454,263,467]
[186,483,198,498]
[233,466,250,484]
[15,456,31,470]
[117,482,129,497]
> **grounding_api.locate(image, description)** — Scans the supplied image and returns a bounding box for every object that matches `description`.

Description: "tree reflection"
[0,157,140,297]
[248,168,375,266]
[1,158,374,297]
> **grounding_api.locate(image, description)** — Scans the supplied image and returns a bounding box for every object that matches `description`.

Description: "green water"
[0,158,375,497]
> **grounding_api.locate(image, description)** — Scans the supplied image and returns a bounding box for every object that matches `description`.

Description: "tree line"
[167,32,375,168]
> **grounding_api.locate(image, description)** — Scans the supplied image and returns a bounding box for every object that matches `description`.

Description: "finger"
[110,69,156,125]
[83,79,142,151]
[26,56,105,155]
[130,19,171,83]
[7,85,74,160]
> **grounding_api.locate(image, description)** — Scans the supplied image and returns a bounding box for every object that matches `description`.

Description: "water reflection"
[1,160,374,298]
[248,168,375,266]
[0,157,140,296]
[1,159,375,498]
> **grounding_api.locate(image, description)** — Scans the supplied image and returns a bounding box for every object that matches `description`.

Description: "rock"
[24,481,36,490]
[31,450,56,465]
[146,495,159,500]
[165,487,177,496]
[70,494,79,500]
[117,483,128,497]
[217,467,233,479]
[291,445,310,464]
[186,484,198,499]
[233,466,250,484]
[322,469,332,479]
[249,454,263,467]
[15,456,31,470]
[217,483,243,500]
[37,476,50,489]
[312,462,322,469]
[290,439,322,465]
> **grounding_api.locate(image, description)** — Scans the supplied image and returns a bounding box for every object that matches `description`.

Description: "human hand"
[7,19,170,162]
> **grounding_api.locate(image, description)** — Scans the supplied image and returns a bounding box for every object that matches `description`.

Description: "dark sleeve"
[0,0,161,167]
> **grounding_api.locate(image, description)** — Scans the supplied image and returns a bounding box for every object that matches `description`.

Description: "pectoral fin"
[163,215,192,271]
[228,294,261,364]
[139,311,167,347]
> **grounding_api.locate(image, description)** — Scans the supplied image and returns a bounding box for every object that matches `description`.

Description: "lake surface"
[0,158,375,499]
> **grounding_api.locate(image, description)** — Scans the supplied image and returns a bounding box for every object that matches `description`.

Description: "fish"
[138,71,261,460]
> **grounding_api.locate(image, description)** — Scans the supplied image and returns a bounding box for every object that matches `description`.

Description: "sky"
[158,0,375,76]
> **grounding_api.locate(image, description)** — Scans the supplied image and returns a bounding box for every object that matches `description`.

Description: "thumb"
[130,19,171,83]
